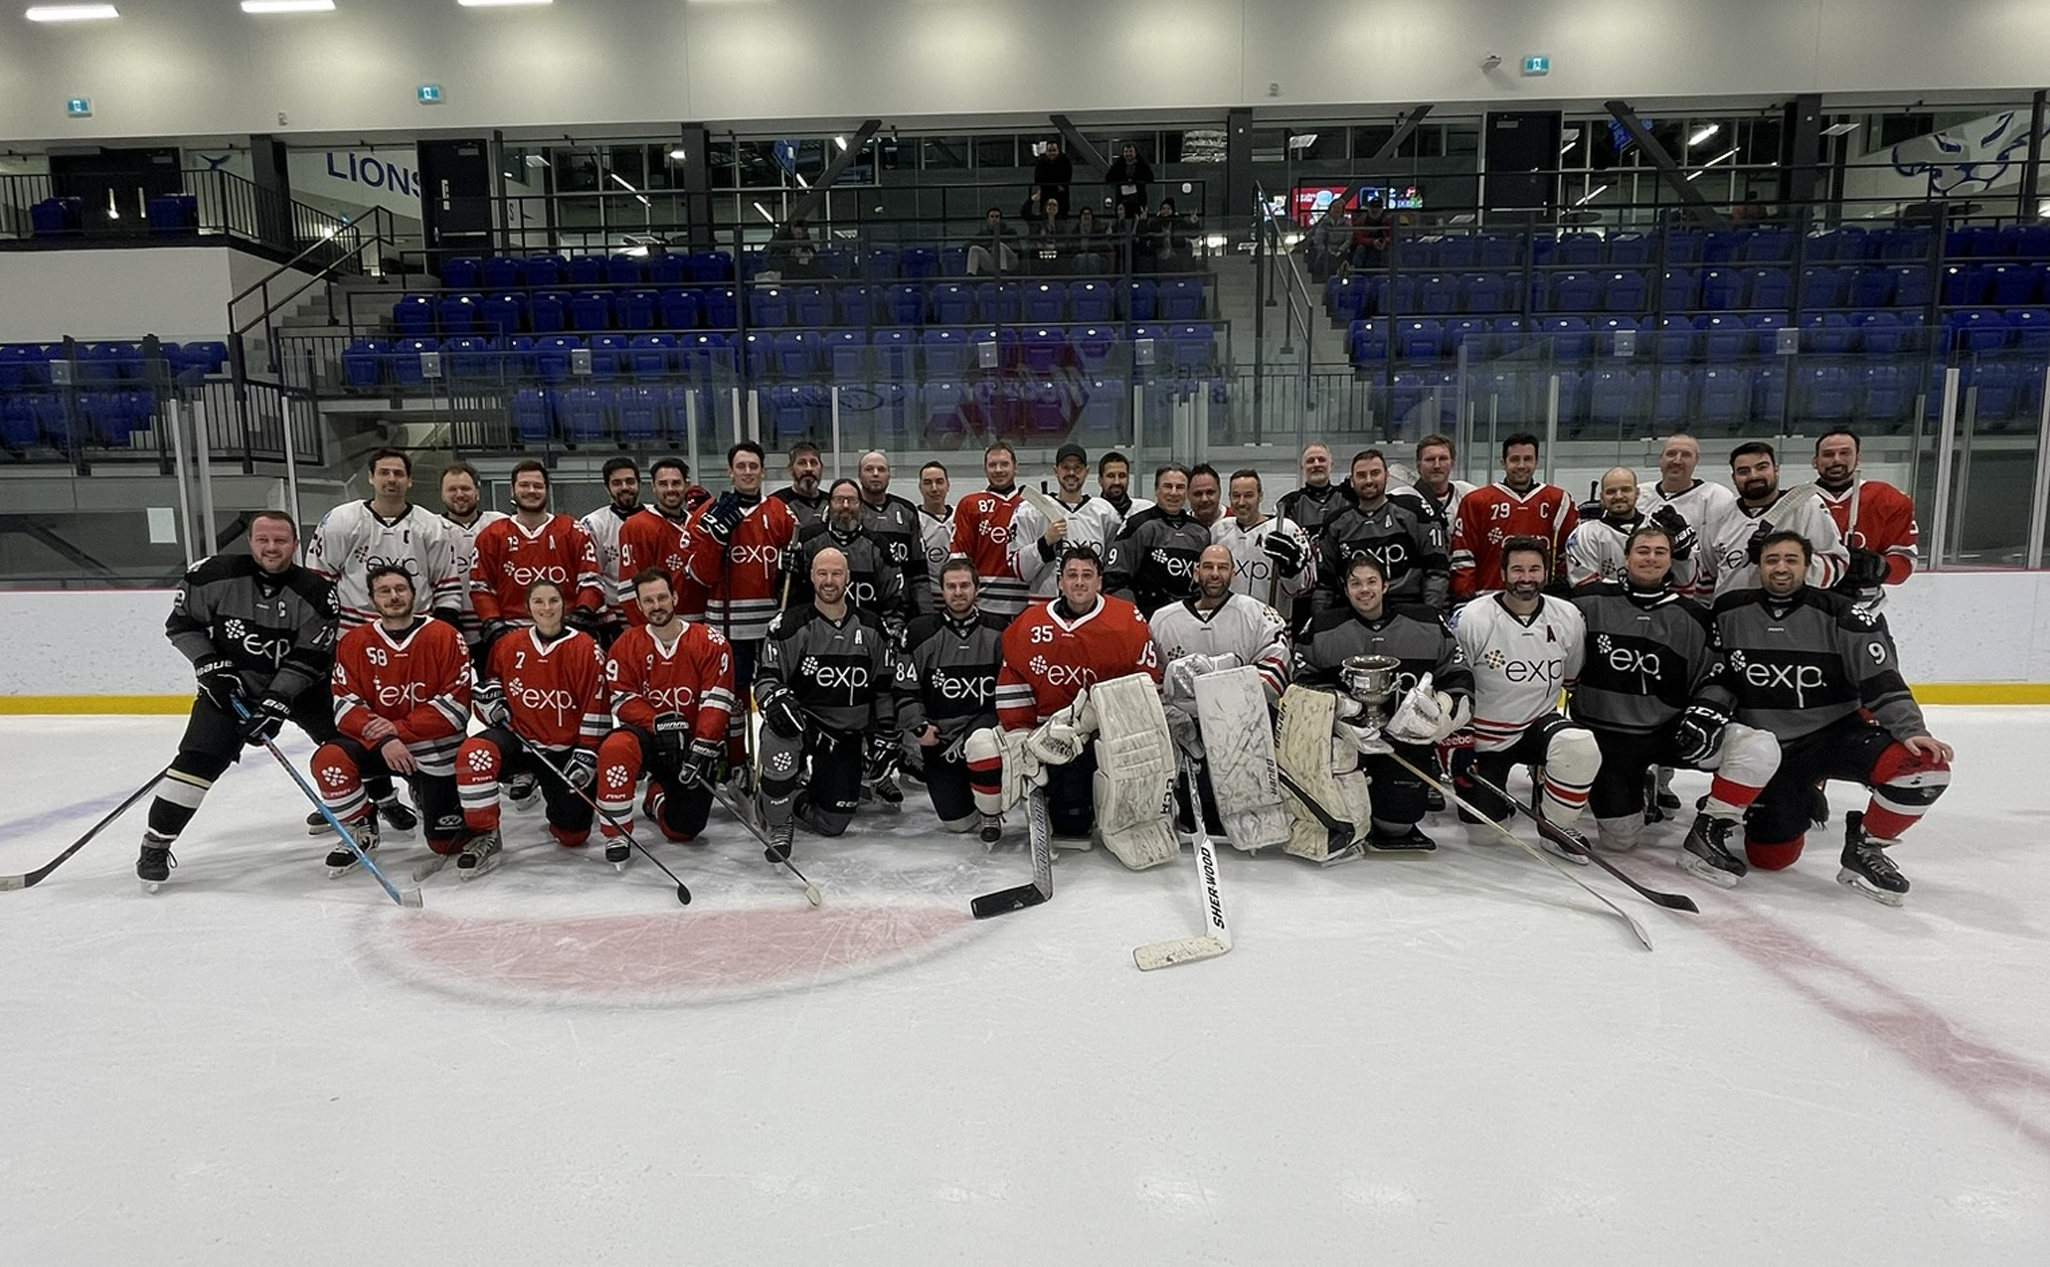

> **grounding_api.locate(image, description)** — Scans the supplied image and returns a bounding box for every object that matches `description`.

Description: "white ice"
[2,708,2047,1266]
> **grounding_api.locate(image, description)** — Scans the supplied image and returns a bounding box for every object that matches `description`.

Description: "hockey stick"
[519,734,693,906]
[233,702,422,909]
[970,786,1052,918]
[696,773,823,906]
[1133,753,1232,969]
[0,763,172,891]
[1378,748,1652,950]
[1458,764,1700,914]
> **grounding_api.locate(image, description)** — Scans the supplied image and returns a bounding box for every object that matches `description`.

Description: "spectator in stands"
[966,206,1019,277]
[1070,207,1108,275]
[1105,142,1154,219]
[766,218,820,280]
[1140,198,1192,273]
[1343,196,1391,275]
[1030,197,1068,274]
[1108,202,1140,272]
[1030,138,1073,217]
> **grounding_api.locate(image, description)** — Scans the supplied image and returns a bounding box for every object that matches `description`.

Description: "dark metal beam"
[2020,89,2047,221]
[1780,93,1823,214]
[779,119,881,229]
[1225,107,1253,227]
[1308,105,1435,235]
[676,124,713,250]
[1049,114,1107,172]
[1604,100,1728,230]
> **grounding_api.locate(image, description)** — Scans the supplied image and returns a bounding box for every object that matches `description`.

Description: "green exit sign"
[66,97,92,118]
[416,84,444,105]
[1522,55,1551,76]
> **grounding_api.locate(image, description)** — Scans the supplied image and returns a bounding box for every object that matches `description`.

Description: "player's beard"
[1505,579,1542,602]
[1737,477,1774,502]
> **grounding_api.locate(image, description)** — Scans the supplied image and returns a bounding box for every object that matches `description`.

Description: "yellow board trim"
[3,684,2049,715]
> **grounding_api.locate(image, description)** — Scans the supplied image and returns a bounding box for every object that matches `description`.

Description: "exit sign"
[416,84,444,105]
[66,97,92,118]
[1522,55,1551,76]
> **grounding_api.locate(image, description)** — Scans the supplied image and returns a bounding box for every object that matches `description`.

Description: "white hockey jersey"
[1402,478,1476,531]
[1704,487,1848,597]
[918,505,956,602]
[307,500,460,629]
[1562,516,1635,589]
[1148,593,1291,702]
[1210,514,1315,604]
[1636,478,1736,599]
[1009,493,1126,597]
[577,503,640,619]
[1453,594,1585,752]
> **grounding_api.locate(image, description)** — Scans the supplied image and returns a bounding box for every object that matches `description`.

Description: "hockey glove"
[1165,651,1240,703]
[680,736,723,787]
[479,619,516,657]
[759,688,805,740]
[565,748,598,790]
[1163,701,1204,761]
[1384,675,1470,745]
[194,656,245,711]
[566,606,603,635]
[239,692,293,746]
[1648,505,1697,559]
[1261,528,1306,575]
[1673,702,1730,765]
[1025,691,1096,766]
[473,680,512,728]
[1744,519,1774,564]
[1846,546,1891,587]
[700,492,745,547]
[652,712,692,756]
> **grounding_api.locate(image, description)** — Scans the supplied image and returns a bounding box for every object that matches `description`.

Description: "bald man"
[855,450,929,614]
[755,545,901,856]
[1635,434,1736,599]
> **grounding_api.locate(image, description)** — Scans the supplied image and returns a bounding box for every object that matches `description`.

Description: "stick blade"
[970,883,1049,919]
[0,875,25,892]
[1133,936,1230,971]
[396,886,425,909]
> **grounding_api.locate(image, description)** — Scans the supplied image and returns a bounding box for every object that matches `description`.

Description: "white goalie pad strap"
[1697,720,1780,790]
[966,725,1044,816]
[1194,666,1290,853]
[1275,686,1372,860]
[1088,673,1180,870]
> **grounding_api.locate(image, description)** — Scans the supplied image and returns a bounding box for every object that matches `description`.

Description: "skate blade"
[326,865,357,879]
[1677,854,1741,889]
[307,821,335,837]
[1318,846,1367,868]
[1542,847,1591,866]
[140,878,164,894]
[1836,867,1906,906]
[456,857,499,882]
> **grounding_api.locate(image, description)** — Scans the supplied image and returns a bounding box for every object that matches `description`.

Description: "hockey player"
[685,440,801,690]
[1699,531,1952,904]
[968,545,1169,868]
[916,461,956,612]
[1452,536,1598,857]
[307,447,462,631]
[1411,434,1477,541]
[755,547,898,856]
[788,479,907,632]
[896,557,1008,838]
[1149,544,1290,840]
[1106,463,1210,616]
[1187,464,1224,530]
[1010,442,1124,599]
[1096,450,1153,535]
[312,566,473,872]
[596,569,737,848]
[1449,433,1579,602]
[856,450,930,616]
[950,442,1029,617]
[1568,523,1780,867]
[617,457,708,626]
[135,512,342,888]
[1706,441,1849,597]
[1277,442,1354,630]
[1813,428,1919,610]
[576,456,641,643]
[1312,448,1450,615]
[1636,433,1737,599]
[1212,468,1314,605]
[1291,553,1474,854]
[470,459,605,651]
[770,441,827,530]
[456,579,609,875]
[1563,466,1697,589]
[437,461,508,651]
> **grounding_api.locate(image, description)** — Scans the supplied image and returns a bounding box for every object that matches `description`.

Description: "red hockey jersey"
[1819,479,1918,587]
[1450,482,1581,598]
[606,621,738,745]
[950,487,1028,615]
[684,496,799,643]
[993,595,1161,730]
[470,514,604,623]
[477,626,610,753]
[331,618,473,774]
[617,507,709,623]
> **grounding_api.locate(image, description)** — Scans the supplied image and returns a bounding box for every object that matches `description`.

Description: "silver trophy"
[1339,654,1402,755]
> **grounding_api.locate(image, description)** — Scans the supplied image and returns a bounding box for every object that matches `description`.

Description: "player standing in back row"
[470,459,605,652]
[307,447,462,631]
[1812,428,1918,611]
[1449,433,1579,603]
[951,441,1029,617]
[576,456,642,646]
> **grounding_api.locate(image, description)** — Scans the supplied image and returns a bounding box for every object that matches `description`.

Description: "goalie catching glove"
[1382,673,1470,746]
[1025,689,1096,766]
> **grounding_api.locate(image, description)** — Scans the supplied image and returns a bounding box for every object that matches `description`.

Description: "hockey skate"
[377,796,419,833]
[604,840,631,870]
[136,835,175,892]
[1642,769,1667,825]
[978,813,1004,848]
[765,821,795,864]
[1807,784,1830,828]
[1837,811,1908,907]
[305,809,331,836]
[505,772,541,813]
[456,829,502,880]
[1678,813,1746,888]
[871,769,904,808]
[1536,819,1593,866]
[325,815,379,877]
[1367,824,1437,854]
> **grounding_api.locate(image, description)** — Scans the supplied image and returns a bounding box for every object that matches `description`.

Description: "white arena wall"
[0,247,310,346]
[2,570,2045,711]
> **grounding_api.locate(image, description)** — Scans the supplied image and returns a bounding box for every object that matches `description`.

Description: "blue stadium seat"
[1664,232,1705,266]
[1855,365,1910,430]
[774,331,819,377]
[617,289,657,331]
[2009,308,2050,353]
[1586,368,1647,430]
[737,331,773,379]
[1161,278,1205,321]
[482,257,522,290]
[976,281,1022,325]
[679,333,736,377]
[534,335,581,385]
[1169,323,1214,374]
[1942,264,1991,306]
[1655,316,1697,360]
[1987,264,2043,306]
[1462,273,1511,314]
[1476,235,1522,267]
[1798,313,1856,355]
[480,293,525,337]
[527,291,568,334]
[393,294,435,337]
[523,256,566,287]
[1799,266,1851,310]
[1698,268,1745,310]
[1654,366,1692,421]
[1123,279,1159,321]
[1556,234,1603,266]
[882,284,926,325]
[687,251,733,283]
[1070,326,1116,374]
[872,329,916,378]
[1076,377,1126,444]
[444,335,493,379]
[1796,365,1854,423]
[561,387,612,441]
[563,255,602,286]
[1848,266,1896,308]
[702,287,739,328]
[588,334,628,380]
[932,283,974,326]
[1445,318,1491,358]
[1552,271,1601,312]
[836,284,876,327]
[658,289,699,330]
[1853,312,1913,358]
[864,247,900,280]
[749,287,790,328]
[1699,315,1751,361]
[1695,367,1750,433]
[570,292,613,332]
[899,247,938,281]
[615,386,665,441]
[1743,268,1792,311]
[823,330,866,380]
[1350,319,1387,365]
[1602,270,1648,313]
[1021,282,1065,324]
[1538,316,1591,361]
[390,338,437,386]
[627,334,676,379]
[649,254,690,285]
[1653,268,1698,311]
[922,328,971,377]
[342,340,387,389]
[1417,275,1460,316]
[1948,309,2009,352]
[1435,237,1478,269]
[607,255,645,286]
[1607,233,1653,266]
[1887,265,1934,308]
[1395,319,1444,361]
[436,293,480,335]
[443,258,482,289]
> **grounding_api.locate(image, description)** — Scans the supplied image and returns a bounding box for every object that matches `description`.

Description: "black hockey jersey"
[165,553,339,702]
[1312,497,1449,614]
[1568,582,1718,735]
[1106,505,1211,616]
[787,521,907,625]
[895,609,1008,746]
[771,485,827,531]
[1702,586,1926,743]
[859,492,930,615]
[757,603,897,737]
[1293,603,1472,703]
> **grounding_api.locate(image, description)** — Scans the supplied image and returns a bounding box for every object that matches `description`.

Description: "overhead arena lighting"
[1821,120,1862,137]
[1687,124,1721,147]
[25,5,121,20]
[457,0,552,7]
[240,1,336,13]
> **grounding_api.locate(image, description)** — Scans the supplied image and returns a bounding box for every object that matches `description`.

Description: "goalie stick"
[0,763,171,891]
[970,787,1052,918]
[1132,753,1232,969]
[1457,765,1700,914]
[1378,748,1652,951]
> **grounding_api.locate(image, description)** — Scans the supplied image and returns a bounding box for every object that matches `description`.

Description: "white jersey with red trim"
[1636,478,1737,599]
[1453,593,1585,753]
[307,500,461,629]
[993,594,1160,729]
[1148,593,1290,703]
[1705,488,1849,598]
[577,503,641,620]
[437,510,509,644]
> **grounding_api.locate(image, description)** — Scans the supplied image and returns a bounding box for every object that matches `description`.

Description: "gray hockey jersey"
[166,553,339,702]
[787,521,906,626]
[1568,582,1717,735]
[1702,586,1926,743]
[895,609,1008,745]
[860,492,930,615]
[757,603,897,737]
[1293,603,1473,703]
[1312,498,1450,614]
[1106,505,1211,616]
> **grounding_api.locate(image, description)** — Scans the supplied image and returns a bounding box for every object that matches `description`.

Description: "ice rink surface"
[2,708,2047,1266]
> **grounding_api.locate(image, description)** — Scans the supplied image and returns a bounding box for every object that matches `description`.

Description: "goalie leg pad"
[966,725,1043,817]
[1087,673,1180,870]
[1274,686,1372,860]
[1194,666,1291,853]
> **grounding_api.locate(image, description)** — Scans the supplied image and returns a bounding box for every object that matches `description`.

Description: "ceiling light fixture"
[25,5,121,21]
[1688,124,1720,147]
[457,0,552,8]
[240,1,336,14]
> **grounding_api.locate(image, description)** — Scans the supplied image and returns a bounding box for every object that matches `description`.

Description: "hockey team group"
[126,424,1953,915]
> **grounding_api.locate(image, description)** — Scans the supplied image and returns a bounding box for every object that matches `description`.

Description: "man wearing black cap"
[1009,442,1124,601]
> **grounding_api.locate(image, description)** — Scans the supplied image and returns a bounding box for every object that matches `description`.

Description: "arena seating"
[0,341,229,455]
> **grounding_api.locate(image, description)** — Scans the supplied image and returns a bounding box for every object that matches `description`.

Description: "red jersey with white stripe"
[1450,482,1580,598]
[684,496,800,643]
[1819,479,1918,603]
[331,618,473,775]
[994,594,1161,730]
[605,620,738,745]
[951,487,1028,616]
[618,507,709,623]
[478,626,610,753]
[1453,594,1584,752]
[470,514,604,624]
